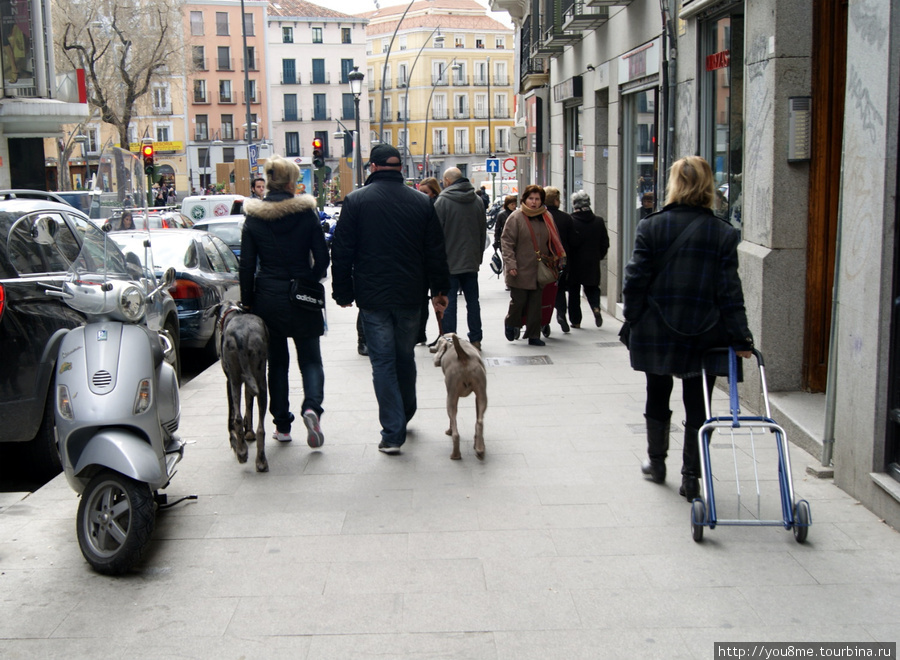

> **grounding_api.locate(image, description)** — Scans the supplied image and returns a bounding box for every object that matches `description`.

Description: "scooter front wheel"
[76,470,156,575]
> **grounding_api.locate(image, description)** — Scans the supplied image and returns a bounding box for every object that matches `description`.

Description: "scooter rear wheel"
[76,470,156,575]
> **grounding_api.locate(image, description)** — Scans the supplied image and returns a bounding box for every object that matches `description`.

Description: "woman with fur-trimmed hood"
[240,155,330,448]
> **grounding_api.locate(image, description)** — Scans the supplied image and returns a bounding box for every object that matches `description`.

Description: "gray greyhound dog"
[217,302,270,472]
[433,333,487,460]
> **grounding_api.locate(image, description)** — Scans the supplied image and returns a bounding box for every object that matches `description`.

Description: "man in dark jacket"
[434,167,487,349]
[544,187,574,334]
[331,144,450,454]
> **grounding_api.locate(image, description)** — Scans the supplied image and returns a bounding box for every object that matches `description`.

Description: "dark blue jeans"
[360,307,421,447]
[443,272,482,342]
[268,334,324,433]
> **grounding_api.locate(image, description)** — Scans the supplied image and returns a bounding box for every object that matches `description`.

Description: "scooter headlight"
[134,378,152,415]
[119,285,146,322]
[57,384,74,420]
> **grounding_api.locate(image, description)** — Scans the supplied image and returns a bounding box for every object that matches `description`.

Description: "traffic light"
[141,141,155,175]
[312,138,325,169]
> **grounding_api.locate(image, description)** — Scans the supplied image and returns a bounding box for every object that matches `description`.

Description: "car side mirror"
[162,266,176,288]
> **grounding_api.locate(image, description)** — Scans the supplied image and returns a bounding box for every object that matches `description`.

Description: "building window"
[244,46,257,71]
[621,89,657,267]
[249,114,259,140]
[342,27,351,44]
[284,94,298,121]
[216,12,228,36]
[282,59,296,84]
[196,114,209,140]
[381,129,392,147]
[312,26,323,43]
[247,80,258,103]
[398,63,408,87]
[223,147,235,163]
[495,35,505,49]
[153,86,169,112]
[194,80,208,103]
[476,127,489,153]
[243,12,254,36]
[285,132,300,156]
[381,38,389,53]
[475,36,485,49]
[217,46,231,71]
[454,94,468,119]
[342,93,356,120]
[313,94,327,120]
[454,35,465,48]
[399,35,407,50]
[312,59,326,84]
[496,127,509,152]
[340,59,354,84]
[283,26,293,43]
[433,128,447,155]
[221,115,234,140]
[494,61,508,86]
[192,46,206,70]
[190,11,204,36]
[156,126,170,142]
[701,12,744,230]
[219,80,233,103]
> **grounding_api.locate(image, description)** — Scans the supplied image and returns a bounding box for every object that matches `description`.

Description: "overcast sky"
[338,0,514,28]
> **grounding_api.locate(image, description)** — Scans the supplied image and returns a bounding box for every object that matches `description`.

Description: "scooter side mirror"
[161,267,176,288]
[31,216,59,245]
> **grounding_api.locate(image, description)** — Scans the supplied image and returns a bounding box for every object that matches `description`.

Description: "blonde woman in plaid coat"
[623,156,753,502]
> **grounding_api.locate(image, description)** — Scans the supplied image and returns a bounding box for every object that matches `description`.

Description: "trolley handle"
[702,347,772,421]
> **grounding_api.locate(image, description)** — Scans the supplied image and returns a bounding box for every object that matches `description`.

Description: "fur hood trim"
[244,194,318,220]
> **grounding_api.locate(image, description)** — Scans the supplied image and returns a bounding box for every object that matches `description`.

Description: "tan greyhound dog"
[432,333,487,460]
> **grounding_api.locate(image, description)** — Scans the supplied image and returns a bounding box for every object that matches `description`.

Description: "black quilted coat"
[623,203,752,376]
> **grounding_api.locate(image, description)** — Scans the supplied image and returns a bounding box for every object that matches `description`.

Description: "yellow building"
[362,0,514,192]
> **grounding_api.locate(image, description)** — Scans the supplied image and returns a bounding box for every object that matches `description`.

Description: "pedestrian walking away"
[500,185,566,346]
[543,187,574,334]
[434,167,487,350]
[417,177,444,346]
[564,190,610,329]
[331,144,450,455]
[240,155,330,448]
[622,155,753,501]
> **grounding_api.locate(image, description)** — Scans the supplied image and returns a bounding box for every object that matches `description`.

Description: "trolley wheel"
[691,499,705,543]
[792,500,810,544]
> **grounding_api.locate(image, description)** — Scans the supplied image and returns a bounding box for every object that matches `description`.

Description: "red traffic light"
[312,138,323,150]
[141,144,154,158]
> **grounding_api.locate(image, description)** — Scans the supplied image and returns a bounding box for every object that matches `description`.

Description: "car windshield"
[110,233,194,271]
[198,221,242,246]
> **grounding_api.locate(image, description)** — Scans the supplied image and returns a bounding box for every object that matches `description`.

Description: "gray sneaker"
[302,410,324,448]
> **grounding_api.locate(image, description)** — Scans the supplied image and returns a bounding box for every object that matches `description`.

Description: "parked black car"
[0,198,180,479]
[110,229,240,356]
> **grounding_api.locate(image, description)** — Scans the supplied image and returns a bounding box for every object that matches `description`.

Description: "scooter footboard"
[66,430,165,493]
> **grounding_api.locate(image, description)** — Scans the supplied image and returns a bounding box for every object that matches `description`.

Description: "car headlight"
[119,285,146,322]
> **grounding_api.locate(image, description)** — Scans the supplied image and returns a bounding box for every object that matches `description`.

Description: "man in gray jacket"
[434,167,487,349]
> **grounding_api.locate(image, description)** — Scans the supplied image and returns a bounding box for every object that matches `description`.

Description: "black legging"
[645,373,715,430]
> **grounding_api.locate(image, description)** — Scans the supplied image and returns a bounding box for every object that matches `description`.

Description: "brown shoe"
[471,341,481,351]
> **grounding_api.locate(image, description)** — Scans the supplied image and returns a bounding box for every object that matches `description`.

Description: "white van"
[181,194,244,223]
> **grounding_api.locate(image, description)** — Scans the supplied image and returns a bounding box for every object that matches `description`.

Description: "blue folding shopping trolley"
[690,348,811,543]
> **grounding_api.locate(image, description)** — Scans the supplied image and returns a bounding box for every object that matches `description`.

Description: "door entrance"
[803,0,848,392]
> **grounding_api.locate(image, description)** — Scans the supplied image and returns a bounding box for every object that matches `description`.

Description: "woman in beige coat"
[500,184,565,346]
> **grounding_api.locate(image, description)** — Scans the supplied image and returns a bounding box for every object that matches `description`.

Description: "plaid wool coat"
[622,204,753,376]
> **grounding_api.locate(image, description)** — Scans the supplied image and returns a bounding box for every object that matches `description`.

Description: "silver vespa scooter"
[44,217,191,574]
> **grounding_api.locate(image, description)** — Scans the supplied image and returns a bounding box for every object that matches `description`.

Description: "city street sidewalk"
[1,264,899,659]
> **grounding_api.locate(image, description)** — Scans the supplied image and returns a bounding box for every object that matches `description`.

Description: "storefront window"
[565,105,583,208]
[621,87,658,270]
[701,13,743,230]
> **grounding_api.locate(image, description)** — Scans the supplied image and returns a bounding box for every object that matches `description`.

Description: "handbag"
[525,216,559,287]
[490,248,503,276]
[618,321,631,348]
[289,278,326,311]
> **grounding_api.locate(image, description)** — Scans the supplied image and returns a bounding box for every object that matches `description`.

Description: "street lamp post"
[332,118,358,190]
[348,66,365,188]
[201,130,224,191]
[378,0,416,139]
[487,55,495,201]
[240,0,254,171]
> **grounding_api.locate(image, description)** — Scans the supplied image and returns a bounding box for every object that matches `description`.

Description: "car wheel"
[161,319,181,384]
[23,391,62,481]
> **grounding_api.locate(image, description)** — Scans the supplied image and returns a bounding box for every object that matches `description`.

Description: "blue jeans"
[443,272,482,342]
[268,334,324,433]
[360,307,421,447]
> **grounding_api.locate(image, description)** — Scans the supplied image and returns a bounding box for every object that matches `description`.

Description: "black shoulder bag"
[619,213,707,348]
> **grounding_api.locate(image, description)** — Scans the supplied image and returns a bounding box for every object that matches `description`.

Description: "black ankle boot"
[680,424,701,500]
[640,413,670,483]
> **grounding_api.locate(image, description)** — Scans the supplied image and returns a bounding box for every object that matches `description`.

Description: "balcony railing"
[342,109,357,121]
[312,110,331,121]
[194,131,209,141]
[452,75,469,86]
[454,144,470,154]
[242,59,259,72]
[494,75,509,86]
[432,145,448,155]
[193,92,209,104]
[454,109,470,119]
[216,58,234,71]
[281,73,299,84]
[242,92,260,104]
[193,57,208,71]
[474,77,489,87]
[494,109,510,119]
[282,109,301,121]
[474,109,489,119]
[310,72,331,84]
[219,92,235,104]
[153,104,173,115]
[432,109,449,120]
[431,75,449,86]
[475,145,491,154]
